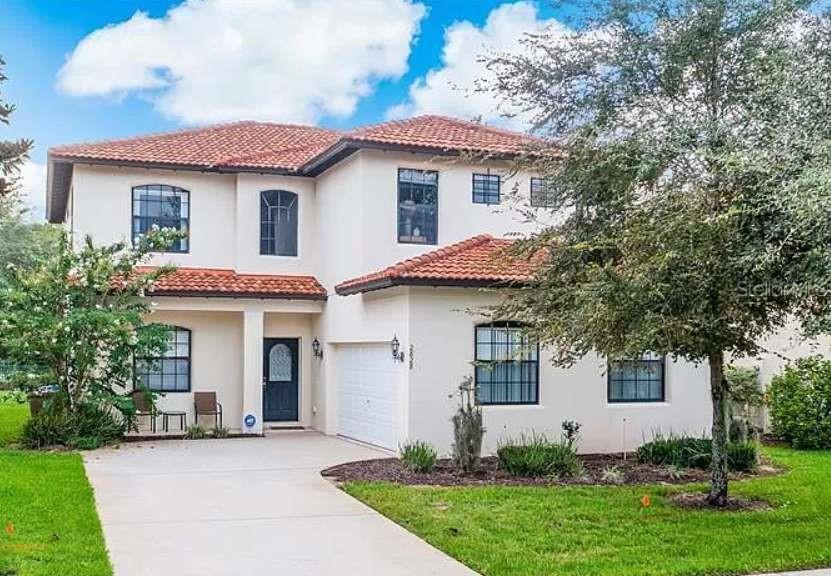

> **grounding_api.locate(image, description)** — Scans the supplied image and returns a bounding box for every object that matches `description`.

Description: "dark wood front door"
[263,338,299,422]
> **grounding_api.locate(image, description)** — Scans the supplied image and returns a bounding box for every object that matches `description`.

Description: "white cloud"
[19,161,47,223]
[388,1,568,129]
[57,0,426,125]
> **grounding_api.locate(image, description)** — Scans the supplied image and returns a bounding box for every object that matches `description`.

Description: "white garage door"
[337,344,400,450]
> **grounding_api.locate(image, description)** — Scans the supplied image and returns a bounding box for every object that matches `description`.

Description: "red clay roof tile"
[137,267,327,300]
[48,115,537,172]
[335,235,536,295]
[346,115,539,155]
[50,121,342,172]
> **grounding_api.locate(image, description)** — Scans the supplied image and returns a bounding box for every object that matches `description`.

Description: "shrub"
[497,433,581,478]
[725,364,764,442]
[399,440,438,473]
[451,377,484,474]
[184,424,207,440]
[22,402,125,449]
[727,441,759,472]
[600,466,624,484]
[211,426,229,439]
[637,432,757,471]
[768,356,831,449]
[561,420,582,448]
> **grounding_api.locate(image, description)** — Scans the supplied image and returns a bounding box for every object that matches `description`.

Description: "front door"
[263,338,299,422]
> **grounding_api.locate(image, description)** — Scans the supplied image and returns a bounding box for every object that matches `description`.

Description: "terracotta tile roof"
[346,115,539,155]
[335,235,537,295]
[50,121,342,172]
[137,267,327,300]
[49,115,536,173]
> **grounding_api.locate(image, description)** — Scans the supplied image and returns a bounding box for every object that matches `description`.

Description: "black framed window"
[530,177,556,208]
[472,173,500,204]
[260,190,298,256]
[136,326,191,393]
[608,353,665,403]
[398,168,438,245]
[475,322,539,405]
[132,185,189,252]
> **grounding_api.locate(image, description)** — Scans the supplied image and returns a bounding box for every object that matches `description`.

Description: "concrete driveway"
[83,432,477,576]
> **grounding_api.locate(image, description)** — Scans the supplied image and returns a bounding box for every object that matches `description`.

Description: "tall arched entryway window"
[260,190,298,256]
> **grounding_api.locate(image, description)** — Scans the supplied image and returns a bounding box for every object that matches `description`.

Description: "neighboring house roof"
[46,115,540,222]
[138,267,327,300]
[335,234,536,295]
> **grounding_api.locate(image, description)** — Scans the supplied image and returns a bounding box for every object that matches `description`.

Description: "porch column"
[241,309,264,434]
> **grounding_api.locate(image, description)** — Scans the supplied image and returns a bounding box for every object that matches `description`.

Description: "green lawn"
[0,404,29,447]
[345,447,831,576]
[0,403,112,576]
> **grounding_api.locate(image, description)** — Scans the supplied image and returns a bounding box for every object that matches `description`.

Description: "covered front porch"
[129,268,327,437]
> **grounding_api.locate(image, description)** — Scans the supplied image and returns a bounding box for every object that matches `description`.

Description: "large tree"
[0,55,32,199]
[485,0,831,505]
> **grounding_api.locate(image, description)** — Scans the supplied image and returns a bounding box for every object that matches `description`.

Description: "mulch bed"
[322,453,775,487]
[669,492,773,511]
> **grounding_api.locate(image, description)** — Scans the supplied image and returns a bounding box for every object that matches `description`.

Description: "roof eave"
[148,289,328,301]
[335,276,526,296]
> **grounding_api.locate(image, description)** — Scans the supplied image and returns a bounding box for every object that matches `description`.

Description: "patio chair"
[194,391,223,429]
[130,389,157,433]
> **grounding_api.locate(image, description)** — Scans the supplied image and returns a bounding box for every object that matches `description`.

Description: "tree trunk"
[707,350,729,506]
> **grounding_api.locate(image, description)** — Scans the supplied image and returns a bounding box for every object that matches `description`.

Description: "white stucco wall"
[145,310,244,431]
[405,288,713,455]
[71,165,237,269]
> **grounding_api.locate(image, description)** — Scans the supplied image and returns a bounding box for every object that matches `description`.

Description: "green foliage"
[726,364,764,442]
[0,450,112,575]
[345,447,831,576]
[637,433,757,472]
[497,433,581,478]
[485,0,831,504]
[399,440,438,473]
[184,424,207,440]
[561,420,582,448]
[451,377,484,474]
[0,389,25,404]
[211,425,229,439]
[769,357,831,449]
[0,54,33,199]
[22,402,125,449]
[0,402,28,446]
[0,228,181,432]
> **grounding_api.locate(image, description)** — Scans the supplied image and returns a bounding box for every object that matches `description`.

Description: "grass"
[345,447,831,576]
[0,404,28,447]
[0,400,112,576]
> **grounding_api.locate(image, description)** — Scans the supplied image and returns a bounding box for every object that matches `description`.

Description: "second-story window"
[472,173,500,205]
[398,168,438,245]
[260,190,298,256]
[530,177,556,208]
[132,184,189,253]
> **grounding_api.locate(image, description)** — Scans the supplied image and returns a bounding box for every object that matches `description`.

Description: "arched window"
[136,326,191,392]
[268,343,292,381]
[260,190,298,256]
[132,184,190,252]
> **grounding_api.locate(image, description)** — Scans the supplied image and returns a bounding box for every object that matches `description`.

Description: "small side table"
[162,411,187,433]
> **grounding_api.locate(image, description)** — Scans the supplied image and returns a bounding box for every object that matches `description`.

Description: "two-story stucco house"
[46,115,717,454]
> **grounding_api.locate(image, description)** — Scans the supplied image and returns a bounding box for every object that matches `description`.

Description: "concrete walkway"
[83,432,477,576]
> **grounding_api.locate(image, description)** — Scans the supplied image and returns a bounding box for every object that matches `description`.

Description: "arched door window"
[268,343,292,381]
[260,190,298,256]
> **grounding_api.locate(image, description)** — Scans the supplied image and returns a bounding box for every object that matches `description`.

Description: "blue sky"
[0,0,568,218]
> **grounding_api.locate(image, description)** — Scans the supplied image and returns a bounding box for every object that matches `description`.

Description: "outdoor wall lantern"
[312,338,323,360]
[391,335,405,362]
